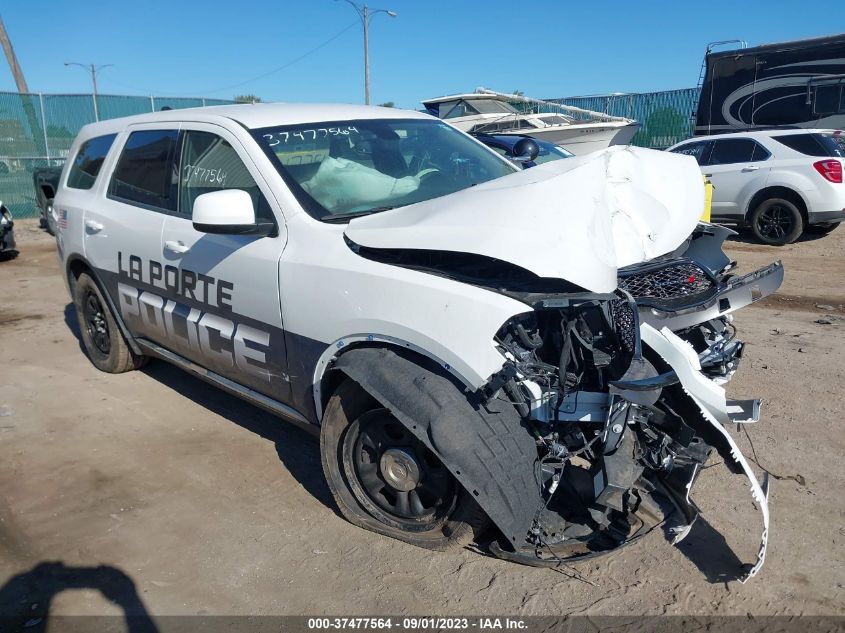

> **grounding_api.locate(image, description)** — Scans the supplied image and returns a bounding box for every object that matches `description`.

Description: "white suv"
[54,103,781,580]
[668,129,845,245]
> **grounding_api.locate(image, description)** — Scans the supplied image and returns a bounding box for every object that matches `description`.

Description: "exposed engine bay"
[479,225,781,582]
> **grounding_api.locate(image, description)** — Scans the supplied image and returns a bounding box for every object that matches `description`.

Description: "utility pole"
[339,1,396,105]
[65,62,113,121]
[0,14,48,157]
[0,14,28,92]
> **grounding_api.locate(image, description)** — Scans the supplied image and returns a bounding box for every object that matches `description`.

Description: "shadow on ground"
[726,226,832,245]
[0,562,158,632]
[672,516,746,585]
[63,301,336,516]
[140,360,335,515]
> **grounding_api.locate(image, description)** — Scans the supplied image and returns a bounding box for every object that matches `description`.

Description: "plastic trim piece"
[640,323,769,583]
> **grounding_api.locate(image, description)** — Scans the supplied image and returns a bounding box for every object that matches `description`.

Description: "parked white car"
[668,129,845,244]
[53,104,782,580]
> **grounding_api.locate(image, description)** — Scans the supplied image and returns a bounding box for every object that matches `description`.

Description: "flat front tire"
[320,378,488,551]
[750,198,804,245]
[73,272,146,373]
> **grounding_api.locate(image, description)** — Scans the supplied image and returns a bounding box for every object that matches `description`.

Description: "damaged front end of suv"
[482,225,781,581]
[330,146,783,582]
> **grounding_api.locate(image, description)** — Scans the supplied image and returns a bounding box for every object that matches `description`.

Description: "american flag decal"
[58,208,68,230]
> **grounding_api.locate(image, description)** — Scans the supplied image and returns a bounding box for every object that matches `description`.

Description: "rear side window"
[670,141,710,165]
[66,134,116,190]
[109,130,180,211]
[774,133,845,157]
[708,138,769,165]
[178,130,274,222]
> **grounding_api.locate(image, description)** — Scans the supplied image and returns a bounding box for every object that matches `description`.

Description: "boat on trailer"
[422,88,640,155]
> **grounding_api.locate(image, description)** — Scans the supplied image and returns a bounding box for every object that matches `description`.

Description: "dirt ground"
[0,219,843,617]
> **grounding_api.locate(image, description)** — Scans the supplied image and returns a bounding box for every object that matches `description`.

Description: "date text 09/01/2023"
[306,618,528,630]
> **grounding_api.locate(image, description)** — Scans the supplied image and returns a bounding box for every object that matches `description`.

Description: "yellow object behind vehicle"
[702,175,713,222]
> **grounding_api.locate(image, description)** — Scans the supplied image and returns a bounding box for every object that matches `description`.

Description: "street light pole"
[339,1,396,105]
[64,62,113,121]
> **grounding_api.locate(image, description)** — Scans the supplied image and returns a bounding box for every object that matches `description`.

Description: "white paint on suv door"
[158,123,291,402]
[705,138,771,219]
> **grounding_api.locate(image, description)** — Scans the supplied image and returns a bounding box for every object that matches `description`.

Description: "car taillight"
[813,159,843,183]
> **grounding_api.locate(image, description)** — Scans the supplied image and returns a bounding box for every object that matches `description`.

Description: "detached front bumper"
[641,323,769,583]
[637,261,784,331]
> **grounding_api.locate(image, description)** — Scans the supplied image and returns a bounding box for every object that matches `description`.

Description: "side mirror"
[511,138,540,164]
[192,190,273,236]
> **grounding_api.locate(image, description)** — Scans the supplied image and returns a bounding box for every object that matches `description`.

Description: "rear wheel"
[320,378,487,551]
[73,273,146,373]
[750,198,804,245]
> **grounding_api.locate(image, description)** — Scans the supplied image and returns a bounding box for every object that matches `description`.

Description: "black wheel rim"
[757,204,794,241]
[83,290,111,355]
[345,409,456,527]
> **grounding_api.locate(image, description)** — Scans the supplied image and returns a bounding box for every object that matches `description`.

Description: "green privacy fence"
[551,88,701,150]
[0,91,235,218]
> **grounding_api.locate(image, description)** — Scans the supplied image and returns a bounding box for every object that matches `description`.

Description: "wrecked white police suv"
[56,104,782,580]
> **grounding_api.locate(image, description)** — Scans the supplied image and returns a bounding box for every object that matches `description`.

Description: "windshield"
[253,118,517,220]
[534,141,574,164]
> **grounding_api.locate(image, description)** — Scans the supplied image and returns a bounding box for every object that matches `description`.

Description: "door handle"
[742,165,759,172]
[704,173,713,178]
[164,240,190,255]
[84,219,104,233]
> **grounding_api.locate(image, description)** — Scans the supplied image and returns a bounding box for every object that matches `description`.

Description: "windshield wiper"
[321,206,397,223]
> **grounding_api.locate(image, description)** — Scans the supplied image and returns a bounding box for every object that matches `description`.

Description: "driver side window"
[178,130,274,222]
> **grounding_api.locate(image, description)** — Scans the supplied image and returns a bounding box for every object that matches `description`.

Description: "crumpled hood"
[344,145,704,293]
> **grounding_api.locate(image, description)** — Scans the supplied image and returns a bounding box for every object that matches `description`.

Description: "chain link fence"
[551,88,701,150]
[3,88,702,219]
[0,91,235,219]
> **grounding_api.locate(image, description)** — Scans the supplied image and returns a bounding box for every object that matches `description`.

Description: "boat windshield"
[252,118,517,221]
[466,98,520,114]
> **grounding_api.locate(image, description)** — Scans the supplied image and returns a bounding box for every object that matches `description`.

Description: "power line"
[101,21,359,98]
[197,20,359,95]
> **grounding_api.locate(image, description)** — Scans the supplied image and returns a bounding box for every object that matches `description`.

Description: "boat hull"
[500,122,640,155]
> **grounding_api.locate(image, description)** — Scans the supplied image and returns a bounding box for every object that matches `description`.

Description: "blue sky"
[0,1,834,108]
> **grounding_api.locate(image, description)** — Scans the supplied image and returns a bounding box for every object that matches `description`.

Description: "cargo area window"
[177,130,274,222]
[774,133,845,157]
[108,129,180,212]
[66,134,117,190]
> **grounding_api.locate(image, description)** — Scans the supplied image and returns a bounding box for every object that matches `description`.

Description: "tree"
[234,94,262,103]
[377,101,395,108]
[641,106,690,149]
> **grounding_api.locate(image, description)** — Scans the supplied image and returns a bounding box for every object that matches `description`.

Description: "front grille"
[617,262,714,302]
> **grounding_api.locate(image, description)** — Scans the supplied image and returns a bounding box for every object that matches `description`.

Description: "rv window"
[813,84,843,115]
[708,138,758,165]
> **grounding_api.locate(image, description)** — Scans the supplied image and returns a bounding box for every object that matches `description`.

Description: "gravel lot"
[1,219,843,617]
